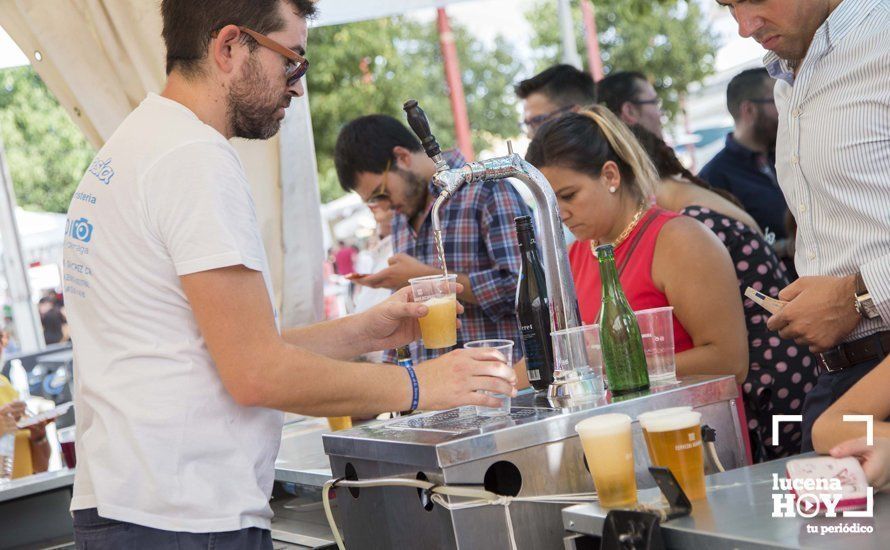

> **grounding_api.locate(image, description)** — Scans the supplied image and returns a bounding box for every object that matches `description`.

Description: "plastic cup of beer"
[637,406,693,456]
[409,274,458,349]
[327,416,353,431]
[575,413,637,508]
[640,409,706,500]
[634,307,676,383]
[463,339,513,416]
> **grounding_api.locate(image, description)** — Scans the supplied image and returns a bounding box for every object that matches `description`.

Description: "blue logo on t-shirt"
[66,217,94,243]
[88,157,114,185]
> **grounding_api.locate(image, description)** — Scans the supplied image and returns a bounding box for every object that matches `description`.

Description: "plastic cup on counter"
[550,324,605,394]
[327,417,353,431]
[634,307,676,383]
[57,426,77,469]
[575,413,637,508]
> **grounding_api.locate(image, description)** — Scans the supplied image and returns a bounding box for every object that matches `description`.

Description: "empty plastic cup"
[550,324,605,394]
[464,339,513,416]
[634,307,676,383]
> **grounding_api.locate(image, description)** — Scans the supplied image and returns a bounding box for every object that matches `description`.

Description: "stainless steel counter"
[323,376,744,471]
[0,469,75,547]
[0,468,75,503]
[274,417,333,489]
[563,453,887,549]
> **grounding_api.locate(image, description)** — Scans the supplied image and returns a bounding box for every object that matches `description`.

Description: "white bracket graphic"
[772,415,803,445]
[842,414,874,446]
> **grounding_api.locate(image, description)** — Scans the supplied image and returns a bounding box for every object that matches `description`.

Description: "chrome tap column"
[403,100,596,404]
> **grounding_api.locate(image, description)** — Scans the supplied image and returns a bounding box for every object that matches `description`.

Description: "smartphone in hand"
[744,287,788,315]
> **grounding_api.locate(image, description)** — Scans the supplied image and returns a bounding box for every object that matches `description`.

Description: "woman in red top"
[525,106,748,384]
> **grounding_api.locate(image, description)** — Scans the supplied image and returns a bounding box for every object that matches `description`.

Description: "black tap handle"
[403,99,441,159]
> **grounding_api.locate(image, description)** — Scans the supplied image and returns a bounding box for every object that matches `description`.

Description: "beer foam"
[575,413,631,436]
[643,411,701,433]
[637,407,693,429]
[421,296,456,307]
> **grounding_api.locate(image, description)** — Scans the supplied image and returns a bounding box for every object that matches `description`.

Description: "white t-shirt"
[63,93,283,532]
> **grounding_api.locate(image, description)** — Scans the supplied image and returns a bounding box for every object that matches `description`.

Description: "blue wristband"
[405,365,420,412]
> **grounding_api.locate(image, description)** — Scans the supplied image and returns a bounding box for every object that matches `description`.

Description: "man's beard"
[399,168,430,221]
[228,56,286,140]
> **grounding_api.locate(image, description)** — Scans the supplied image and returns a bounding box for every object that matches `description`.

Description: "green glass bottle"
[595,244,650,395]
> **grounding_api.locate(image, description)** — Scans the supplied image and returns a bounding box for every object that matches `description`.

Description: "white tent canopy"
[311,0,472,27]
[0,1,316,328]
[0,0,480,333]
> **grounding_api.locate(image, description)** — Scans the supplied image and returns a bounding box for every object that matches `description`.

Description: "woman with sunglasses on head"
[631,125,818,461]
[525,106,748,387]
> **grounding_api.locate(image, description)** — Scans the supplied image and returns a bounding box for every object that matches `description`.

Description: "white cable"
[321,479,345,550]
[706,441,726,473]
[320,476,600,550]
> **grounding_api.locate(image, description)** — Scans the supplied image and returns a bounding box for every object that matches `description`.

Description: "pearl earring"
[609,186,617,194]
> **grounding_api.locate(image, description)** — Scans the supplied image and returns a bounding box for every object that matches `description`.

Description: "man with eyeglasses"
[720,0,890,454]
[596,71,665,138]
[63,1,516,547]
[514,64,597,138]
[699,68,790,261]
[334,114,531,367]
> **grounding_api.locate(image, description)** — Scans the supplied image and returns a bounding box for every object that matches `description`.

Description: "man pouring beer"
[62,1,516,547]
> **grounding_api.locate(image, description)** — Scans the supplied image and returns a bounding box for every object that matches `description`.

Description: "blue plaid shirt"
[388,151,530,363]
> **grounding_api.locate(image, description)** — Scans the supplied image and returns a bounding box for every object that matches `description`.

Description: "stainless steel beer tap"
[403,100,600,404]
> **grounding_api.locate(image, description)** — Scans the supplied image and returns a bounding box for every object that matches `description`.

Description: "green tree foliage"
[527,0,720,122]
[0,16,524,209]
[0,66,94,213]
[308,16,523,203]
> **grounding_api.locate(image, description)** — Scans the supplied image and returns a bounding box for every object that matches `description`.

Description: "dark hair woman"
[526,106,748,389]
[630,125,818,461]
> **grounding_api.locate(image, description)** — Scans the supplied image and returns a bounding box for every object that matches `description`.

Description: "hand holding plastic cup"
[409,274,458,349]
[464,339,513,416]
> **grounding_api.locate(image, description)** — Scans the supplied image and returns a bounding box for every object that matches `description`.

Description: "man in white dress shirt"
[720,0,890,451]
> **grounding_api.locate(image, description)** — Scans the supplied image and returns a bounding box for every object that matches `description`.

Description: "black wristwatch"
[854,272,880,320]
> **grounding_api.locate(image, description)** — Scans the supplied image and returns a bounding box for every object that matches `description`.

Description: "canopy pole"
[437,8,474,161]
[580,1,604,81]
[0,128,45,352]
[556,0,582,69]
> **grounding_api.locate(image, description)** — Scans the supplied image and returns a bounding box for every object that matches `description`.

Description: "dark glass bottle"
[514,216,555,391]
[595,244,649,395]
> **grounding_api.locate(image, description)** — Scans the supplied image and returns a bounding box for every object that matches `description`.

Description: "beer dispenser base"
[546,368,605,408]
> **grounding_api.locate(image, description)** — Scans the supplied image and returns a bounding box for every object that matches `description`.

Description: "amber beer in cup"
[575,413,637,508]
[638,406,693,452]
[409,274,458,349]
[641,409,706,500]
[327,416,353,431]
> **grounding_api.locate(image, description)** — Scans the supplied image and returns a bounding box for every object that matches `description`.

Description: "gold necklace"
[590,204,648,255]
